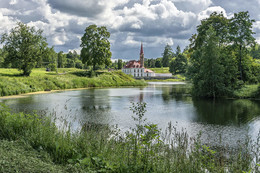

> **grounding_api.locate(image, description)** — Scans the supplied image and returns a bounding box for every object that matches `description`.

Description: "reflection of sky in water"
[1,82,260,147]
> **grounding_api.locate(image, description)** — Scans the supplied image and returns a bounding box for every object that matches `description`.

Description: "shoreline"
[0,88,88,99]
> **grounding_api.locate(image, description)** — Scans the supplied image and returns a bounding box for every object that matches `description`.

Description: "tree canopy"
[80,25,112,70]
[1,22,48,76]
[188,11,258,98]
[162,44,173,67]
[169,46,187,75]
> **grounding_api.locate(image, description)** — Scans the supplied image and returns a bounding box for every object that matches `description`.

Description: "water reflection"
[192,98,260,126]
[1,82,260,146]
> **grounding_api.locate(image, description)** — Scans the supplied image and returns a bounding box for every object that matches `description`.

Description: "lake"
[1,82,260,147]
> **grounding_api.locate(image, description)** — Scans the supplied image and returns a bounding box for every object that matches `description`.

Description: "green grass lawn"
[149,67,170,73]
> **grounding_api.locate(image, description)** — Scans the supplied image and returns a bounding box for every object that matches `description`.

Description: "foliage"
[0,102,259,172]
[117,59,123,69]
[0,68,146,96]
[80,25,112,70]
[57,51,67,68]
[169,46,188,74]
[250,43,260,59]
[0,140,80,173]
[47,63,57,72]
[229,11,256,81]
[162,44,173,67]
[190,27,227,97]
[188,11,258,97]
[155,58,162,68]
[1,22,48,76]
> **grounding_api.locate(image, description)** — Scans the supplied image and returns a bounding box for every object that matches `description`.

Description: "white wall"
[122,68,155,77]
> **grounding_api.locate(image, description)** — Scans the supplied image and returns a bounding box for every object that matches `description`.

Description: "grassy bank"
[149,67,170,73]
[0,68,146,97]
[0,103,259,172]
[233,84,260,99]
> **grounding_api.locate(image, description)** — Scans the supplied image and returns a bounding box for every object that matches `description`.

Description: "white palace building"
[122,43,155,77]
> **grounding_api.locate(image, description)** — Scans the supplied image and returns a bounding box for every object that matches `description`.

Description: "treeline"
[143,45,188,75]
[0,44,106,71]
[0,23,126,76]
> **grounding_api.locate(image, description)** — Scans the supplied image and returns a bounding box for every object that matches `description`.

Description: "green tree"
[162,44,173,67]
[57,51,67,68]
[191,26,225,98]
[1,22,48,76]
[175,45,181,56]
[80,24,112,70]
[148,59,155,68]
[250,44,260,59]
[193,12,229,49]
[170,54,187,74]
[0,48,4,67]
[118,59,123,69]
[41,47,57,68]
[75,59,83,69]
[170,46,188,74]
[155,58,162,68]
[229,11,256,81]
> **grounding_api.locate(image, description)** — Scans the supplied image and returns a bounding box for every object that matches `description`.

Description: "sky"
[0,0,260,61]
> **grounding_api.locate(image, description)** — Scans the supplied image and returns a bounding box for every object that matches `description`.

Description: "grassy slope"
[147,67,186,81]
[149,67,170,73]
[0,140,82,173]
[0,68,146,97]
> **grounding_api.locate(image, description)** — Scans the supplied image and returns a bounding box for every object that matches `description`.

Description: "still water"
[1,82,260,146]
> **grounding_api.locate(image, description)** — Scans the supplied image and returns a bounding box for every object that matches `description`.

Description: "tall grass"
[0,69,146,96]
[0,102,260,172]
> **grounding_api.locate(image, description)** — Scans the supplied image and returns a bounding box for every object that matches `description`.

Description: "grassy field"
[149,67,170,73]
[0,102,259,172]
[0,68,146,97]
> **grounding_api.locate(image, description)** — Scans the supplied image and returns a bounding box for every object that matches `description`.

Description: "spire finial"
[140,42,144,55]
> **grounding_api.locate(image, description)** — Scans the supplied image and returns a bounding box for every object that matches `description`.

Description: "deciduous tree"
[1,22,48,76]
[80,24,112,70]
[162,44,173,67]
[229,11,256,81]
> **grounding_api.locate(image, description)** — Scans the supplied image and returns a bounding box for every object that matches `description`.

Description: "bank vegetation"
[0,68,146,97]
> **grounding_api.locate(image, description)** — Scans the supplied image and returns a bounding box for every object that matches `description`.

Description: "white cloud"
[1,0,259,59]
[9,0,17,5]
[0,11,18,35]
[198,6,227,20]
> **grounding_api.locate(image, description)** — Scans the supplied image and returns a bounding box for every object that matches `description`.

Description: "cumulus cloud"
[198,6,227,20]
[47,0,129,18]
[0,10,18,35]
[171,0,212,13]
[0,0,260,59]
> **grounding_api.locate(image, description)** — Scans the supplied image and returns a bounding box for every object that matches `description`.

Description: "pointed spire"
[140,42,144,67]
[140,42,144,55]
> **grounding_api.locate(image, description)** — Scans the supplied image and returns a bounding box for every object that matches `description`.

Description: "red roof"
[124,60,143,68]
